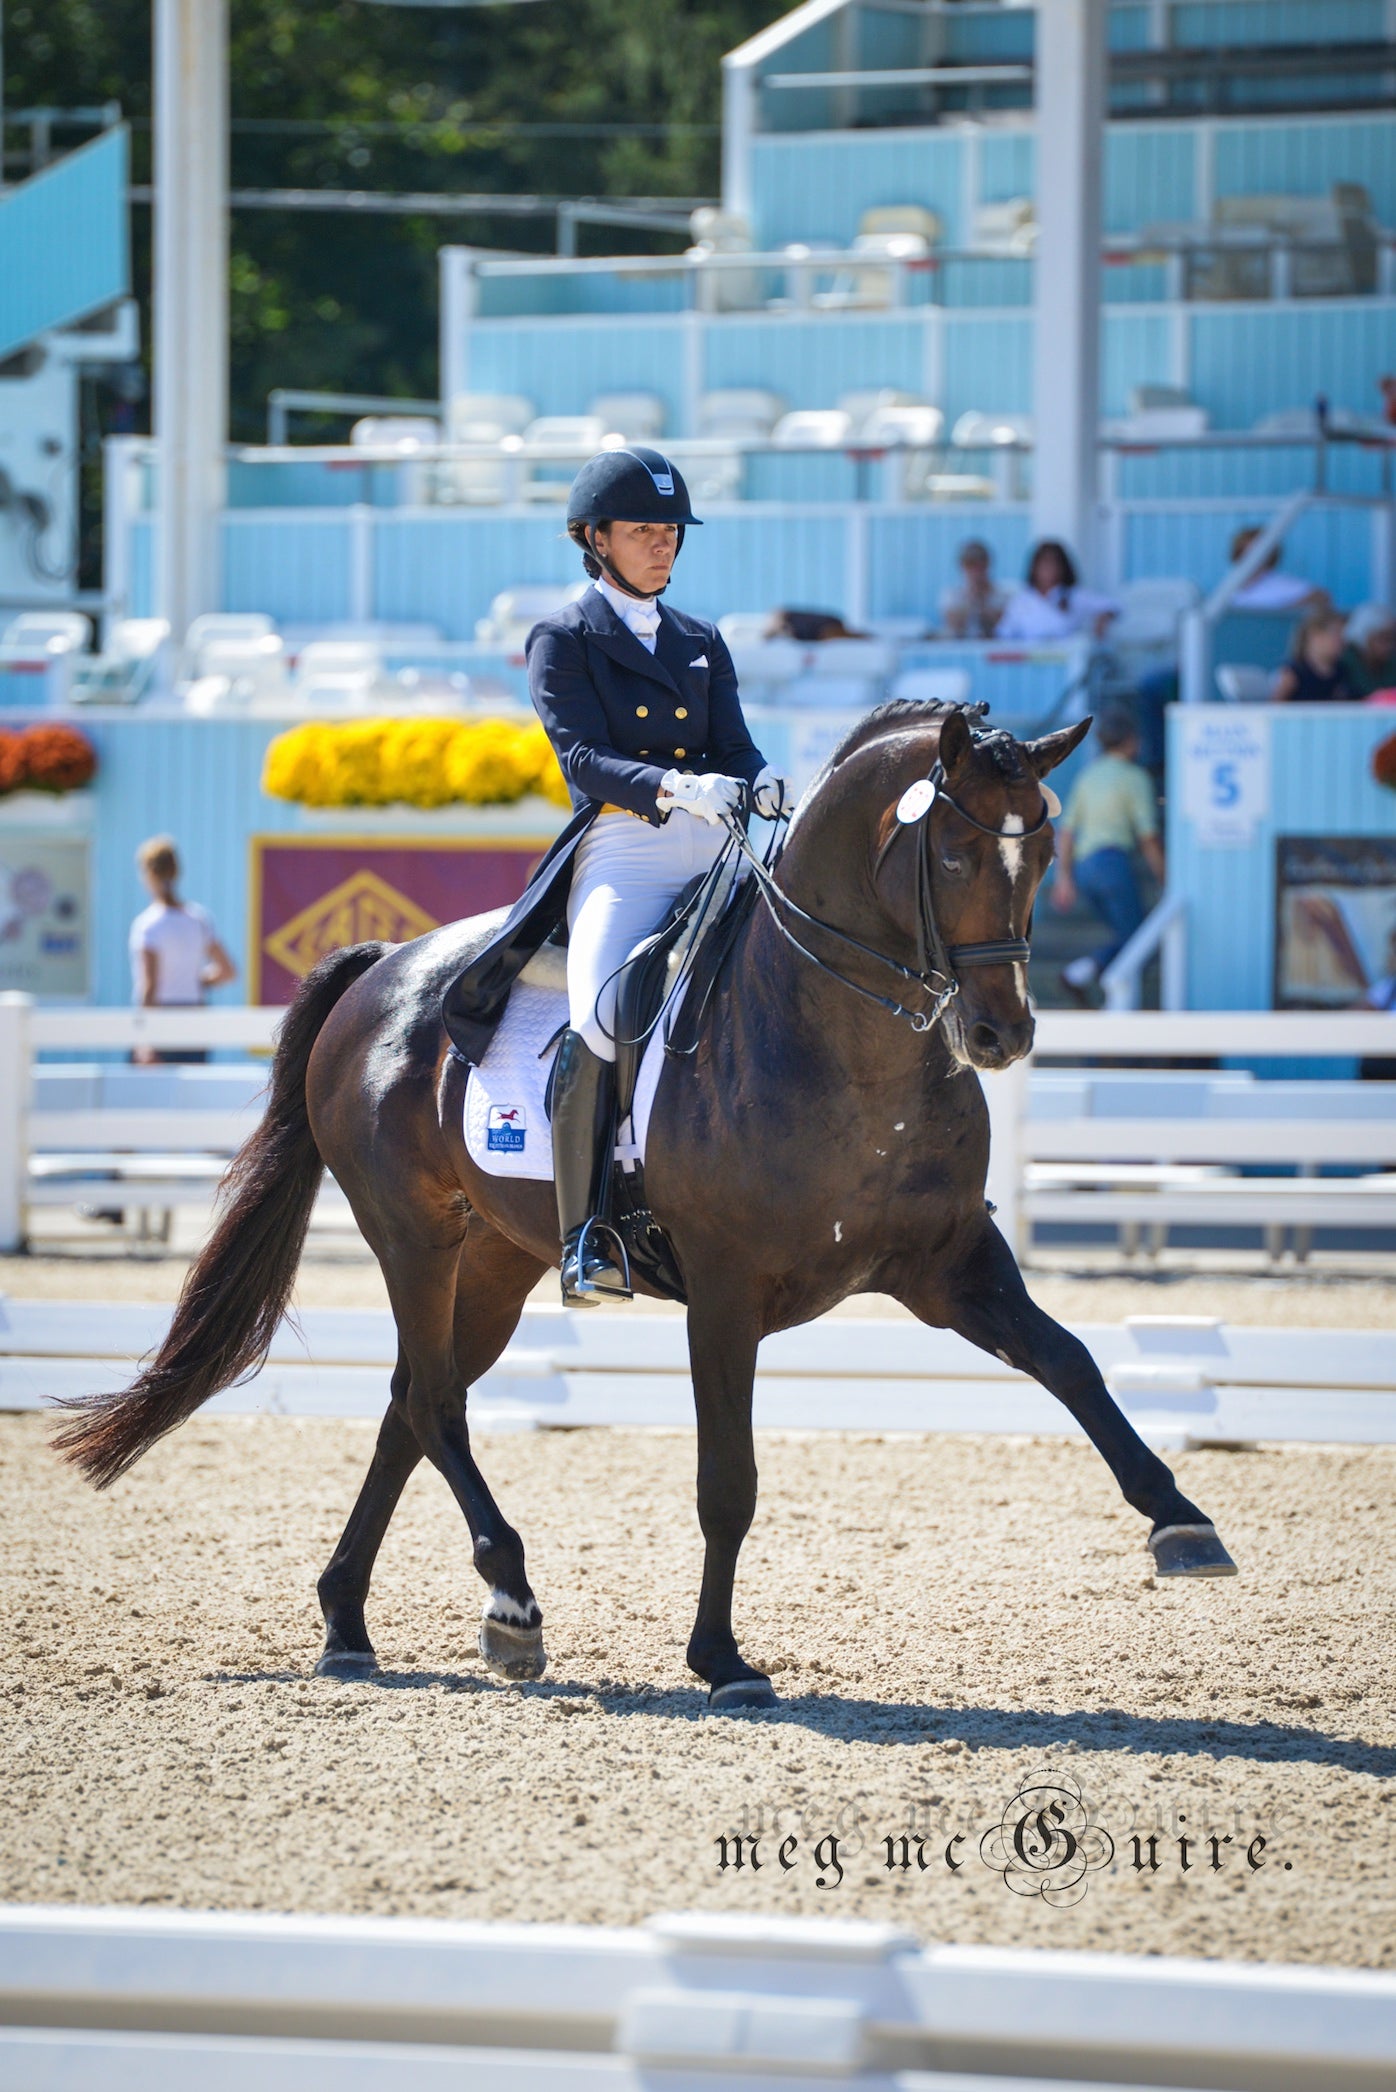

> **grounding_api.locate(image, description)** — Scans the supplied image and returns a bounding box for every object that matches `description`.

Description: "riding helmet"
[566,446,701,597]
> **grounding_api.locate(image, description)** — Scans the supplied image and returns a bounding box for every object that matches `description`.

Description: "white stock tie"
[598,578,661,654]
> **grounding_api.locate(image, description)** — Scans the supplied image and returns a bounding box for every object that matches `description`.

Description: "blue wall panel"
[1101,310,1174,416]
[1124,501,1375,601]
[1174,3,1384,47]
[129,519,155,618]
[373,516,576,639]
[463,319,688,433]
[0,126,129,360]
[1168,703,1396,1011]
[1188,302,1396,428]
[979,131,1035,204]
[942,314,1032,423]
[1104,126,1197,234]
[671,509,851,616]
[868,509,1032,620]
[750,130,967,249]
[700,315,927,408]
[1212,116,1396,219]
[222,517,354,626]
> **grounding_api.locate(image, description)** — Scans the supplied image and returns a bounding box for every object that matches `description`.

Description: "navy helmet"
[566,446,700,598]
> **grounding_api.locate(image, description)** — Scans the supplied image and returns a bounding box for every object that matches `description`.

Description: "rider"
[531,446,792,1306]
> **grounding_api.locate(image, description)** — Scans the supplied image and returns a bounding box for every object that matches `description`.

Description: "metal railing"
[1100,890,1187,1011]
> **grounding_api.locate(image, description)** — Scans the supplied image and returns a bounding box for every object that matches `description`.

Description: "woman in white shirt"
[997,540,1119,642]
[129,835,236,1064]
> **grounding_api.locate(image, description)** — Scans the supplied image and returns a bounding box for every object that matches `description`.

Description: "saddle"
[535,845,756,1305]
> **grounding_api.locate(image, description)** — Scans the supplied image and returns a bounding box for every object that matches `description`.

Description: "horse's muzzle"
[964,1013,1035,1070]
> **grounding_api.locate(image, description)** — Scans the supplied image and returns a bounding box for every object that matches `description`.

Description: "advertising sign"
[249,835,552,1005]
[0,835,89,997]
[1180,709,1271,847]
[1274,835,1396,1009]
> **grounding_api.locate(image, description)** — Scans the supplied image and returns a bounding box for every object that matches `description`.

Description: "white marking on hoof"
[482,1591,536,1628]
[834,1220,843,1242]
[894,1121,906,1132]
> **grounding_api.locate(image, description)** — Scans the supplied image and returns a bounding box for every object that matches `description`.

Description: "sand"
[3,1408,1394,1965]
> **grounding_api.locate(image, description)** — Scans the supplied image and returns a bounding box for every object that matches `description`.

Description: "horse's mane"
[826,698,1033,784]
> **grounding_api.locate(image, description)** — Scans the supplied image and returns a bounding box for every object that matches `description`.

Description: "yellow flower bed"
[261,717,571,810]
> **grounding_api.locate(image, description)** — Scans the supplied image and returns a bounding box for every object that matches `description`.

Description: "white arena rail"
[1,1906,1393,2090]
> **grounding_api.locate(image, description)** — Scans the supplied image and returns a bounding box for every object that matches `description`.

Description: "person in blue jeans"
[1051,709,1165,1005]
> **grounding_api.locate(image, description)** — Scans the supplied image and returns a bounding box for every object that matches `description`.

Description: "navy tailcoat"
[441,587,769,1064]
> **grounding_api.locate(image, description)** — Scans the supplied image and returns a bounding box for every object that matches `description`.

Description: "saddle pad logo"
[487,1104,527,1153]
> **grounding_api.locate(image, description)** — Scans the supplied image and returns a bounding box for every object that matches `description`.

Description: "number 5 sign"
[1181,709,1271,846]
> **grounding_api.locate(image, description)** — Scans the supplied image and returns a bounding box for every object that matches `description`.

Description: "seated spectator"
[764,608,868,642]
[1229,526,1326,613]
[997,540,1119,641]
[1051,708,1163,1007]
[1271,608,1359,702]
[939,538,1007,639]
[1343,603,1396,699]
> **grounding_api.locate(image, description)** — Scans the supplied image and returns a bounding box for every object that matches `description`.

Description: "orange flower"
[17,723,97,793]
[0,734,26,795]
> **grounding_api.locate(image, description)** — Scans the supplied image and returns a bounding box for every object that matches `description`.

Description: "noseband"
[727,756,1053,1036]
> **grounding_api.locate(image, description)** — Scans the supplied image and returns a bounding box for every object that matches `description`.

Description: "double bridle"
[724,757,1052,1036]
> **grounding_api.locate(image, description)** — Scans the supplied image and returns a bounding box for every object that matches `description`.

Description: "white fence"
[2,1905,1394,2089]
[1,1000,1394,1259]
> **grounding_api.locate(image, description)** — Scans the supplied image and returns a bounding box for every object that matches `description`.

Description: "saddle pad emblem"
[487,1104,527,1153]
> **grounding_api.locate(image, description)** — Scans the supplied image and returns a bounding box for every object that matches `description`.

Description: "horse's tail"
[53,941,388,1489]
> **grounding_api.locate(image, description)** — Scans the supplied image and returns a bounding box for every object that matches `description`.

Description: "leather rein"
[724,759,1052,1036]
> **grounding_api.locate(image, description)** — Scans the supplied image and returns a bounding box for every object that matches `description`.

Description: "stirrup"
[561,1216,633,1307]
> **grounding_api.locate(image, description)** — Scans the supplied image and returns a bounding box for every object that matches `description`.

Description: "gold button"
[675,707,688,719]
[674,748,686,758]
[638,748,649,755]
[635,706,649,719]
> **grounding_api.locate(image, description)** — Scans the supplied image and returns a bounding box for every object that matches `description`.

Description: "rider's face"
[597,519,679,597]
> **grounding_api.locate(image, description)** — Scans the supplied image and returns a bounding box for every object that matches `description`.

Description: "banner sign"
[1180,709,1270,848]
[0,835,89,997]
[249,835,552,1005]
[1274,835,1396,1010]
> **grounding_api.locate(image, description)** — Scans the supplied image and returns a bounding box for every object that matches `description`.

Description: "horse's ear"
[1022,716,1092,778]
[937,707,975,781]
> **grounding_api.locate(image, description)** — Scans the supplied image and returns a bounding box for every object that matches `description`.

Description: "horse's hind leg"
[381,1218,551,1678]
[316,1360,421,1676]
[907,1221,1237,1578]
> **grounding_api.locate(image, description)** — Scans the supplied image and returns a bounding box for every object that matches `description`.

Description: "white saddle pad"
[463,976,679,1182]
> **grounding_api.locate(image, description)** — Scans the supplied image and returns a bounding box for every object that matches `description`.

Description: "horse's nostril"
[970,1021,1004,1056]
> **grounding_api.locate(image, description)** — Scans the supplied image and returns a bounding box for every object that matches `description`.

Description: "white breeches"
[567,810,726,1060]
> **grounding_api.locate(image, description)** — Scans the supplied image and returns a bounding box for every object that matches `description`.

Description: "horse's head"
[787,702,1089,1073]
[908,709,1087,1068]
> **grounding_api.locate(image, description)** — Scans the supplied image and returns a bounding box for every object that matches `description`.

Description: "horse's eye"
[940,854,964,876]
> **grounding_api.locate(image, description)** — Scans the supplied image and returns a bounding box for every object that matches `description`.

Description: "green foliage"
[5,0,782,437]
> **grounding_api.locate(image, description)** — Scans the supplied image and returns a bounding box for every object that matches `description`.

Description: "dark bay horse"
[57,702,1235,1709]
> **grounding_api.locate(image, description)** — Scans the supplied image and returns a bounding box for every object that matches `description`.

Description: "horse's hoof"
[479,1617,547,1681]
[314,1647,378,1679]
[1148,1522,1238,1579]
[707,1677,778,1713]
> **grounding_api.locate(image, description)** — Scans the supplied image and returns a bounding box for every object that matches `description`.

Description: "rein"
[726,755,1052,1037]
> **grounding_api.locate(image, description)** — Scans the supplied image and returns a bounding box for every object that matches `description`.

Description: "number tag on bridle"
[895,777,938,825]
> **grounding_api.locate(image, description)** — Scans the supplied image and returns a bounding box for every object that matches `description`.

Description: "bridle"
[723,755,1054,1036]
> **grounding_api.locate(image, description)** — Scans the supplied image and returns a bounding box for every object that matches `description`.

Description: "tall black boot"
[551,1029,632,1307]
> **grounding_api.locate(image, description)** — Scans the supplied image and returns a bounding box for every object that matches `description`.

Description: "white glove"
[656,769,744,827]
[752,765,794,820]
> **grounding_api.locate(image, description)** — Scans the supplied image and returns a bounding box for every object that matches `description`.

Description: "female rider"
[531,446,791,1305]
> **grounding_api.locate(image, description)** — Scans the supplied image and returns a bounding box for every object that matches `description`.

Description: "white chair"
[521,416,609,501]
[1215,663,1273,704]
[903,465,998,503]
[717,613,779,648]
[951,412,1033,500]
[724,638,807,692]
[433,394,535,506]
[812,206,941,311]
[686,207,758,314]
[183,613,275,682]
[589,393,665,441]
[889,667,973,706]
[475,585,588,649]
[771,408,854,450]
[70,617,171,707]
[293,640,386,709]
[350,415,440,451]
[1111,578,1200,663]
[971,198,1037,257]
[852,401,943,448]
[697,389,786,442]
[3,610,91,654]
[1110,386,1210,442]
[805,638,898,681]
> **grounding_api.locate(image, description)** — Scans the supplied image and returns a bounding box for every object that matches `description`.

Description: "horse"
[56,702,1235,1710]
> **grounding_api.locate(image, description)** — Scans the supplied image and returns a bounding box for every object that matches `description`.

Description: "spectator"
[1228,526,1326,613]
[1271,608,1358,703]
[1051,709,1164,1007]
[997,540,1119,641]
[129,836,237,1066]
[1343,603,1396,699]
[939,538,1007,639]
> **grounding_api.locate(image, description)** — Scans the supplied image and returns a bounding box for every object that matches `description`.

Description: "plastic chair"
[350,416,441,451]
[521,416,609,501]
[435,394,535,507]
[590,394,665,441]
[771,409,854,450]
[970,198,1037,256]
[889,667,973,707]
[686,207,758,314]
[3,610,91,654]
[1215,663,1273,704]
[696,389,786,441]
[475,585,588,648]
[293,640,386,709]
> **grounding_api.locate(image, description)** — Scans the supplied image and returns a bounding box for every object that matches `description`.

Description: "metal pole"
[154,0,228,653]
[1031,0,1107,569]
[0,993,32,1253]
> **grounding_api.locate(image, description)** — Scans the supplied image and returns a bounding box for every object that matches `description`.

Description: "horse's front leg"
[685,1294,777,1710]
[906,1221,1237,1578]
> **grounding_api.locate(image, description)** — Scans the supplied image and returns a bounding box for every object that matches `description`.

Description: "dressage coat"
[441,587,768,1066]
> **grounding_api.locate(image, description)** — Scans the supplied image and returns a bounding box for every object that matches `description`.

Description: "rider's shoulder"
[659,601,719,643]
